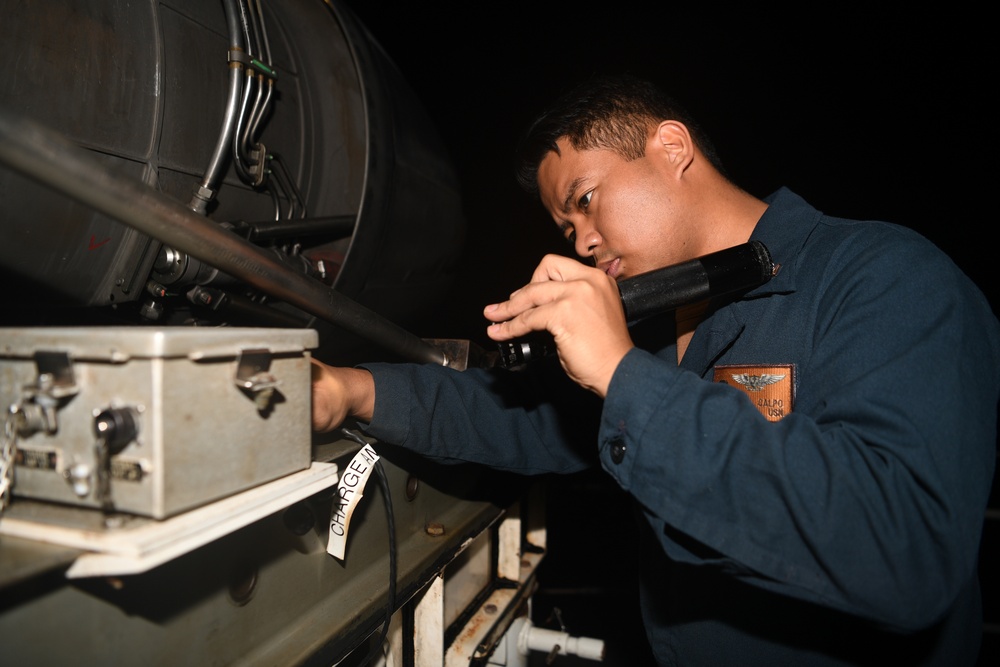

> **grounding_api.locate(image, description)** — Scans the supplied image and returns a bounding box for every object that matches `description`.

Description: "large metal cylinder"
[0,0,466,363]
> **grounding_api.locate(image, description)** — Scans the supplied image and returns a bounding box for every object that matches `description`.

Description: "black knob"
[93,407,139,455]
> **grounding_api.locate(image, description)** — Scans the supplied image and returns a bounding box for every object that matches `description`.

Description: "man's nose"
[575,227,602,258]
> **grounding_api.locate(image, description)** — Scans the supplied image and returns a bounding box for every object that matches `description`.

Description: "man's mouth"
[599,257,621,279]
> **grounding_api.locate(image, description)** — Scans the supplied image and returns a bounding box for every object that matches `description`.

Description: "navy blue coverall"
[359,188,1000,666]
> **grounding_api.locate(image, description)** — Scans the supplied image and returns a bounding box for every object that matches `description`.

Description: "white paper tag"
[327,443,380,560]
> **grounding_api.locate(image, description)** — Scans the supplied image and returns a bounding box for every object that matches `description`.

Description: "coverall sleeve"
[362,355,602,475]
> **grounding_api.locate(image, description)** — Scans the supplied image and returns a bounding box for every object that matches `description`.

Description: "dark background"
[338,2,994,339]
[339,2,996,665]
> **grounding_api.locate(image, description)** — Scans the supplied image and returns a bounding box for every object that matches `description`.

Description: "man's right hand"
[310,359,375,432]
[483,254,633,398]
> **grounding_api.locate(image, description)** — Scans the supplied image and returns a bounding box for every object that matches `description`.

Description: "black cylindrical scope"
[619,240,774,323]
[496,241,775,369]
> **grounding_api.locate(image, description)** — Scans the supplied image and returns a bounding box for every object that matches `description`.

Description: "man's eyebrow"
[560,176,586,214]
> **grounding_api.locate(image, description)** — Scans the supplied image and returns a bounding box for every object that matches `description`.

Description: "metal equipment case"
[0,327,316,518]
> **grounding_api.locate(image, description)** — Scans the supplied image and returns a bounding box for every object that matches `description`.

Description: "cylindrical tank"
[0,0,466,363]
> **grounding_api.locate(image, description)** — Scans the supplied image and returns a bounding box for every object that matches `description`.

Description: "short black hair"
[514,74,725,196]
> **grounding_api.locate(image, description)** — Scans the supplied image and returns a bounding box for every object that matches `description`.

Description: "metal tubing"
[0,108,447,367]
[198,65,245,195]
[196,0,246,197]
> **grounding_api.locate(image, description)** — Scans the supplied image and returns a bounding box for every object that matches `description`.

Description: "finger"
[528,253,594,284]
[484,280,564,323]
[485,307,547,341]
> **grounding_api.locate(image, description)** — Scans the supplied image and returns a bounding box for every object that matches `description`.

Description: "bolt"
[425,522,445,537]
[228,563,258,607]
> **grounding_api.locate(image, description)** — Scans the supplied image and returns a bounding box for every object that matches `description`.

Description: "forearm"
[361,360,600,474]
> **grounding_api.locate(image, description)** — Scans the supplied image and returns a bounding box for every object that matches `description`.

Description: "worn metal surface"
[0,443,515,665]
[0,327,315,517]
[0,0,466,366]
[0,2,540,663]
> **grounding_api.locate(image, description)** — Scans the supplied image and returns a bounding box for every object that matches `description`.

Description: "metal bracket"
[19,351,79,435]
[234,349,281,412]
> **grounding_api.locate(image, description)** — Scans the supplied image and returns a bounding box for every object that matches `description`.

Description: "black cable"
[366,458,396,665]
[339,428,397,666]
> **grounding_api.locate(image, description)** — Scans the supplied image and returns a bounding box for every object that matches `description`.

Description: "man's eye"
[578,190,593,210]
[560,223,576,244]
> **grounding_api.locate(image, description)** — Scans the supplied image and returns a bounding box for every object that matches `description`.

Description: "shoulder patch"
[714,364,795,422]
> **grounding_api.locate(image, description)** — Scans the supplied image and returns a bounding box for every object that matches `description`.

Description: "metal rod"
[245,215,355,241]
[0,108,447,367]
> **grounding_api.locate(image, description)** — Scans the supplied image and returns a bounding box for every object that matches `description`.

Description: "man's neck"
[675,300,708,363]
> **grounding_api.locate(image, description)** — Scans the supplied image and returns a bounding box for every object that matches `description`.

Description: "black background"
[339,1,994,341]
[338,3,996,665]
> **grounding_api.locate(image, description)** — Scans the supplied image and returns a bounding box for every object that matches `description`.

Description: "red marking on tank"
[89,235,111,250]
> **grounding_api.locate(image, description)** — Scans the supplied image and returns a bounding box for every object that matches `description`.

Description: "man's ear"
[654,121,695,174]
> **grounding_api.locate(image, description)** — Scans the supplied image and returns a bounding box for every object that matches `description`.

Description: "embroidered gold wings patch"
[714,364,794,422]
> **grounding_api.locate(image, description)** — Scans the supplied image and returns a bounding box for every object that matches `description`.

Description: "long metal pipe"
[189,0,245,215]
[0,108,448,367]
